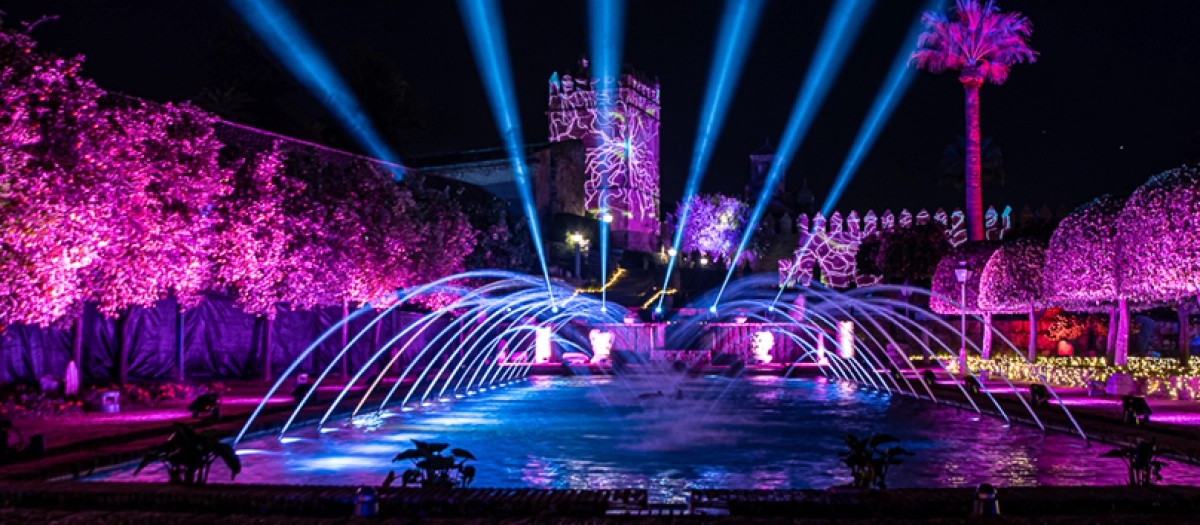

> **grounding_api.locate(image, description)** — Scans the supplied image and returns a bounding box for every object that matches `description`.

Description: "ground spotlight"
[227,0,404,177]
[714,0,876,309]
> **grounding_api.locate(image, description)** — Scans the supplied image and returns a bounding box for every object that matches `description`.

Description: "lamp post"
[570,233,587,279]
[954,261,972,375]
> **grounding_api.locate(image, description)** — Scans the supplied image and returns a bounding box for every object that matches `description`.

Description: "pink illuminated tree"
[931,242,999,360]
[212,142,298,318]
[979,238,1045,361]
[80,98,232,322]
[668,193,748,263]
[1118,166,1200,366]
[0,25,115,329]
[912,0,1037,241]
[1043,195,1134,365]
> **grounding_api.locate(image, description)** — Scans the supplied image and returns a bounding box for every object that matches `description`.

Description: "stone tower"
[547,57,661,252]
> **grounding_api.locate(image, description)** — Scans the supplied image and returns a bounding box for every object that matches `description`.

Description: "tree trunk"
[981,312,993,360]
[175,308,186,382]
[116,310,129,385]
[261,316,273,382]
[1115,297,1130,366]
[72,310,84,375]
[962,80,984,241]
[1179,299,1192,368]
[373,312,383,376]
[340,299,350,378]
[1106,306,1118,366]
[1027,307,1039,363]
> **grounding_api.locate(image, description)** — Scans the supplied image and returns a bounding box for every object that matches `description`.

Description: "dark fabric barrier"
[0,294,439,384]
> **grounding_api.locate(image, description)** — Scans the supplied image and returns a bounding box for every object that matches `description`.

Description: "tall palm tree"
[912,0,1037,241]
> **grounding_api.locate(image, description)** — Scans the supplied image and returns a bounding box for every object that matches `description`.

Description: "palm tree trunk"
[1027,307,1039,362]
[962,80,984,241]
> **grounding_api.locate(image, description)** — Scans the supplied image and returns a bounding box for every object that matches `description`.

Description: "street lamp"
[954,260,972,375]
[570,233,587,279]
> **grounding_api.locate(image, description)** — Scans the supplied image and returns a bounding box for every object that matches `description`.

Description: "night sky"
[8,1,1200,215]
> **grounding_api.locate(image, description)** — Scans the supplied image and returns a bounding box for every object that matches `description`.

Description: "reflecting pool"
[90,375,1200,502]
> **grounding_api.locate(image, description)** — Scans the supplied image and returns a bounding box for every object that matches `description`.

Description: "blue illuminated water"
[91,375,1200,502]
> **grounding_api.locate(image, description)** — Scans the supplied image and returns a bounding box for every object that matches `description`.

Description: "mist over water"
[92,375,1200,503]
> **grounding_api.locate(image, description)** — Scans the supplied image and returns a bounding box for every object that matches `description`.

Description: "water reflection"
[90,376,1200,503]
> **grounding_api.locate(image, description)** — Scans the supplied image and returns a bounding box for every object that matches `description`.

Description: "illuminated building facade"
[547,58,661,252]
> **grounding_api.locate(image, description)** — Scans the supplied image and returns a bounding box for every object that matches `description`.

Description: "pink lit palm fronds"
[911,0,1037,84]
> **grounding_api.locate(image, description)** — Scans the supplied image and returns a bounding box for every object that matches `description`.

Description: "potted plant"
[134,423,241,485]
[1099,438,1171,486]
[384,440,476,489]
[835,433,914,492]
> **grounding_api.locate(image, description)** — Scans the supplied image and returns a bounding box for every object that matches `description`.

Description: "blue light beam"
[657,0,766,312]
[714,0,876,308]
[770,0,944,308]
[589,0,626,309]
[457,0,554,296]
[821,0,944,215]
[227,0,405,178]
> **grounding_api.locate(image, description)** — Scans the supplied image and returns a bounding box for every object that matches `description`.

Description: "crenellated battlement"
[781,206,1014,289]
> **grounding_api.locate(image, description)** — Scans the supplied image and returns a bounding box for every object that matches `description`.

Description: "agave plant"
[135,423,240,485]
[1100,438,1172,486]
[385,440,476,489]
[838,433,915,490]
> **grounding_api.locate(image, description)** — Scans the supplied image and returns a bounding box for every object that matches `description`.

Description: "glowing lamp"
[589,329,613,363]
[752,331,774,364]
[654,306,663,314]
[570,233,585,244]
[600,212,614,223]
[700,255,709,265]
[534,326,552,364]
[838,320,855,359]
[954,261,972,283]
[623,315,637,324]
[708,305,717,313]
[735,315,747,324]
[667,248,678,257]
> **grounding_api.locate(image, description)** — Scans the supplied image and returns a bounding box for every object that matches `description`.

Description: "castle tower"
[747,139,784,200]
[547,57,661,252]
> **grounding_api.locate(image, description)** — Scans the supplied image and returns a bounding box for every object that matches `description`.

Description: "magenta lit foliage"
[930,242,998,315]
[911,0,1038,85]
[1117,165,1200,303]
[669,193,748,262]
[0,26,478,326]
[979,238,1045,313]
[1043,195,1127,312]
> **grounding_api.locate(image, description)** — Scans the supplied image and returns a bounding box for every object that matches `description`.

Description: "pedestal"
[1106,372,1137,396]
